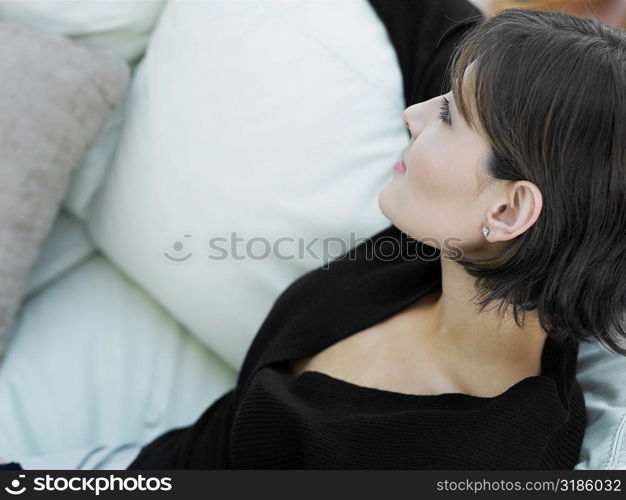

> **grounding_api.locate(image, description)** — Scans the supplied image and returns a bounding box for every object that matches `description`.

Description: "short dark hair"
[449,8,626,355]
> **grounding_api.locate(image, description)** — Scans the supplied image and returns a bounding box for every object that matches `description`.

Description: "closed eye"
[439,96,451,125]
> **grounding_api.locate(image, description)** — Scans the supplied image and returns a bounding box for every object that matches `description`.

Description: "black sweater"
[128,0,586,469]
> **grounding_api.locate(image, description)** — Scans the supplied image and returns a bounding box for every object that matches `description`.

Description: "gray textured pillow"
[0,22,129,359]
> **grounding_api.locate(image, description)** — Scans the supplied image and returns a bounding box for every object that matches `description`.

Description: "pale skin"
[291,64,548,398]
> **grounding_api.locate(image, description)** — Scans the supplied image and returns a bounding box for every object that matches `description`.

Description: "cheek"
[378,129,489,245]
[406,139,476,206]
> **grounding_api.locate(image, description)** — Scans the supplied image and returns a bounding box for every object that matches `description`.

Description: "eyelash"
[439,97,451,124]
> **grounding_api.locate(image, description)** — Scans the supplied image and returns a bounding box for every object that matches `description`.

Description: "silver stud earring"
[482,226,490,239]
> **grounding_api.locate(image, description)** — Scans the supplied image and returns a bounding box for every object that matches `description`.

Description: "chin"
[377,186,427,244]
[377,183,396,224]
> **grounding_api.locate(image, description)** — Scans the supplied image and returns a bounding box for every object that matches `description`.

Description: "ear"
[484,181,543,242]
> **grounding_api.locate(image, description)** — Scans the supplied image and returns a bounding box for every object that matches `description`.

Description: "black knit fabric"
[128,0,586,470]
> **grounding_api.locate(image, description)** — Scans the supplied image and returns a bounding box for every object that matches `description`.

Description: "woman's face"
[378,80,495,257]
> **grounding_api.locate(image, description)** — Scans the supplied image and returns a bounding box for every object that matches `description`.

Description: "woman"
[5,0,621,470]
[124,3,626,469]
[122,1,626,470]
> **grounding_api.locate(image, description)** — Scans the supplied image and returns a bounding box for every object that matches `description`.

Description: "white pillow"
[1,255,235,458]
[86,0,407,369]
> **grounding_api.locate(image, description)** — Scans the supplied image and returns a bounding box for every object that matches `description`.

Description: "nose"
[402,104,422,139]
[402,102,424,139]
[402,107,412,133]
[402,111,411,136]
[403,96,439,138]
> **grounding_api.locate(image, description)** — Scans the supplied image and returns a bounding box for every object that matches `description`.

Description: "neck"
[422,257,548,372]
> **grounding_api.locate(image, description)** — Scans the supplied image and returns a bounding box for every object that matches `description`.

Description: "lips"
[393,158,407,175]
